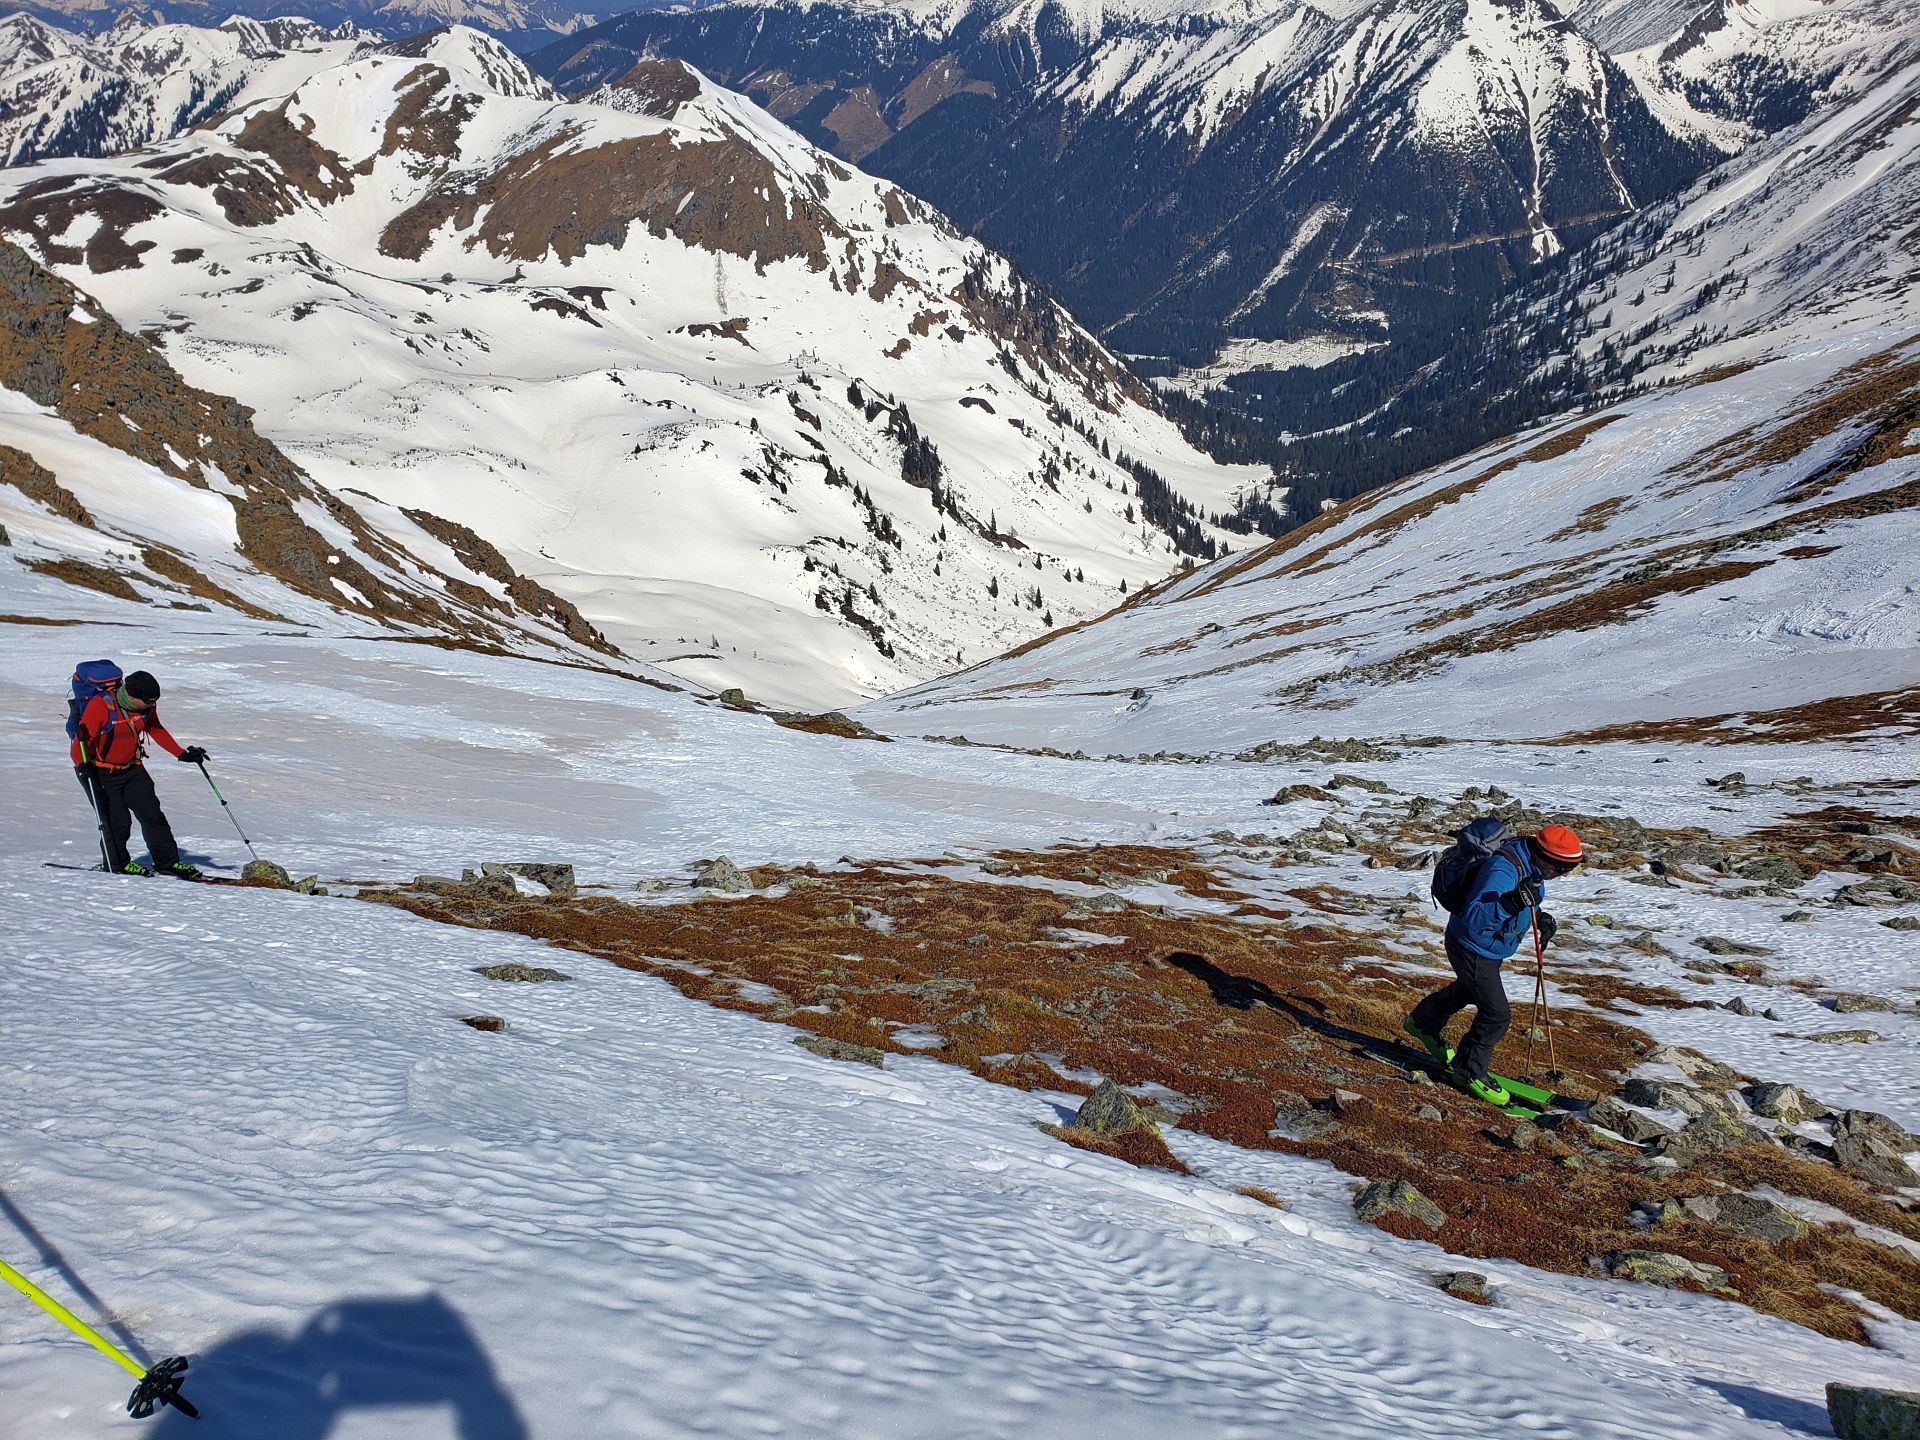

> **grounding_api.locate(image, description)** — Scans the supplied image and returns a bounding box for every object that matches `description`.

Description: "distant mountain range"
[868,52,1920,749]
[527,0,1916,525]
[0,22,1254,706]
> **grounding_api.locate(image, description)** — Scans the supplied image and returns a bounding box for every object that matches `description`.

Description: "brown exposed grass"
[24,557,143,601]
[1559,686,1920,745]
[357,843,1920,1341]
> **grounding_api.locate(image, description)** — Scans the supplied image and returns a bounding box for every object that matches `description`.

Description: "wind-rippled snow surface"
[2,610,1917,1438]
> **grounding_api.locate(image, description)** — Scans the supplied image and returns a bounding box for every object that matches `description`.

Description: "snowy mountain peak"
[377,23,556,100]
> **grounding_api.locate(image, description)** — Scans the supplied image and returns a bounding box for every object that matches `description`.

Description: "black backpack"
[1431,817,1521,912]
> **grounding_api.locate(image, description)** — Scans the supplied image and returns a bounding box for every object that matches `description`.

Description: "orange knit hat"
[1534,824,1583,865]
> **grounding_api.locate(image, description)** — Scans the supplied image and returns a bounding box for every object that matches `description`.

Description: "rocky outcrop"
[693,857,753,893]
[1601,1250,1735,1293]
[795,1034,885,1068]
[1647,1193,1807,1243]
[1075,1080,1152,1137]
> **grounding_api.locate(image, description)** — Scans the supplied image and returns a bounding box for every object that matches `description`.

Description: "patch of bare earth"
[362,842,1920,1342]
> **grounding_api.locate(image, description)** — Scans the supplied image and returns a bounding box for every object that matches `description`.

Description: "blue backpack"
[67,659,123,751]
[1431,817,1520,912]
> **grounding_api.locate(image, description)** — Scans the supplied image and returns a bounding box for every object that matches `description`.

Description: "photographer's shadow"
[152,1293,528,1439]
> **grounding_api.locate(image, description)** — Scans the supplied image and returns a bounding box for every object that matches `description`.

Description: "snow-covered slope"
[0,12,376,167]
[0,25,1256,709]
[2,582,1918,1437]
[863,61,1920,752]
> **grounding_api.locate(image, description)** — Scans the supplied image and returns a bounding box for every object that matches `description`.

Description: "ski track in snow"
[1,610,1918,1437]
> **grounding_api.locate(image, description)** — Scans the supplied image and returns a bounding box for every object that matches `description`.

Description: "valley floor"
[1,610,1916,1438]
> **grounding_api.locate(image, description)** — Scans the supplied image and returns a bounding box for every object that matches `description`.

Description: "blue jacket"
[1447,845,1545,962]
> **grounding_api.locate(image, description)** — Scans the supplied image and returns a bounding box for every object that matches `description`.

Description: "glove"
[178,746,209,764]
[1500,876,1544,915]
[1537,910,1558,948]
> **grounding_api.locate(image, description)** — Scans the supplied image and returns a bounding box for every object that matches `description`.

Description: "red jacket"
[71,693,183,770]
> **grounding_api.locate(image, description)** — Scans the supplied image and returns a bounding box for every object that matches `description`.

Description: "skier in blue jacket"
[1404,824,1583,1105]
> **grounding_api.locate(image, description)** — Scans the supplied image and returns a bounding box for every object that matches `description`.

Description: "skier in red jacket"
[71,670,209,879]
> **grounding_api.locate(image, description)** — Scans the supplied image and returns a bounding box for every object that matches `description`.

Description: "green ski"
[1440,1069,1546,1117]
[1486,1071,1558,1111]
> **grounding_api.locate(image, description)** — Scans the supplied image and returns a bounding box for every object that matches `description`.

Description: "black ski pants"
[1408,934,1511,1081]
[78,764,180,872]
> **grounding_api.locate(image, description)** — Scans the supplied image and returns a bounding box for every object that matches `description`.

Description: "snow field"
[2,604,1918,1436]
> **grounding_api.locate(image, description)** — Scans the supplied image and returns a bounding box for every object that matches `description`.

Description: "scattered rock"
[461,1015,506,1033]
[1694,935,1770,956]
[1826,1383,1920,1440]
[1435,1271,1489,1303]
[1834,1110,1918,1151]
[1417,1104,1446,1122]
[1584,913,1616,927]
[498,862,576,896]
[1505,1120,1544,1152]
[1781,910,1815,923]
[1829,992,1896,1013]
[1746,1082,1824,1125]
[783,873,826,892]
[1621,1078,1732,1119]
[241,859,293,887]
[692,856,753,892]
[1884,916,1920,932]
[1734,855,1806,886]
[1643,1044,1741,1087]
[1779,1132,1837,1162]
[1601,1249,1734,1293]
[1654,1113,1763,1166]
[717,687,748,708]
[1076,1080,1152,1136]
[1064,892,1129,920]
[1832,1135,1919,1189]
[1654,1193,1807,1243]
[1586,1097,1674,1144]
[1326,773,1392,794]
[413,873,464,889]
[460,867,516,899]
[1804,1029,1882,1045]
[1354,1179,1446,1231]
[1329,1088,1369,1113]
[473,963,570,983]
[1263,784,1330,806]
[1272,1090,1338,1141]
[794,1034,886,1068]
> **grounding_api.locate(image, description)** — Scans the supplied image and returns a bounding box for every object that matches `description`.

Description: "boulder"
[1642,1044,1741,1088]
[241,859,293,887]
[1832,1135,1920,1190]
[1734,854,1806,885]
[1621,1078,1730,1119]
[1885,916,1920,931]
[1657,1193,1807,1243]
[794,1035,886,1068]
[1586,1097,1675,1144]
[693,856,753,892]
[1354,1179,1446,1231]
[461,1015,507,1033]
[1830,992,1896,1013]
[1834,1110,1917,1150]
[1327,773,1392,794]
[1694,935,1770,956]
[1746,1083,1824,1125]
[1435,1271,1489,1303]
[1805,1030,1882,1045]
[1601,1249,1735,1293]
[1654,1113,1763,1166]
[293,876,327,896]
[1827,1383,1920,1440]
[1076,1080,1151,1136]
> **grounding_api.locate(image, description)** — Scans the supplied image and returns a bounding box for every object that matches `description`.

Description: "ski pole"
[0,1254,198,1419]
[1527,912,1557,1075]
[77,760,113,873]
[195,761,260,864]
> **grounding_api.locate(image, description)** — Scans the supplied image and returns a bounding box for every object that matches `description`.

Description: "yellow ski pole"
[0,1254,198,1418]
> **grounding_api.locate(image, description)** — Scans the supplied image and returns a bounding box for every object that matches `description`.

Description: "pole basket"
[128,1356,198,1420]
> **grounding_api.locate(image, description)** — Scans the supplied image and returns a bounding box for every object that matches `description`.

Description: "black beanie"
[124,670,161,702]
